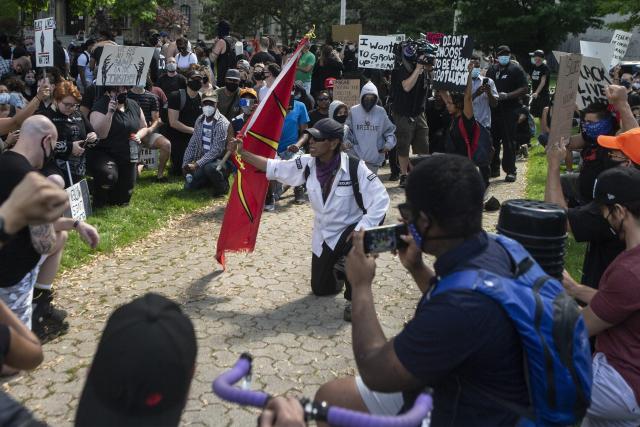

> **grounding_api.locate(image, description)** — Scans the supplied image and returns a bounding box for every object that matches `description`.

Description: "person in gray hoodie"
[344,81,396,173]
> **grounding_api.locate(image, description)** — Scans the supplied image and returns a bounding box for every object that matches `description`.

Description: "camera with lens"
[395,39,438,68]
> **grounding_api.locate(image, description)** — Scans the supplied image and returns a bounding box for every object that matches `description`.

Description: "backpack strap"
[489,233,536,277]
[457,117,480,159]
[303,164,310,181]
[429,270,479,298]
[348,157,366,214]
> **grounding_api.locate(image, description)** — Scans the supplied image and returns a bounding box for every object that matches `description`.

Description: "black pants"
[491,107,518,175]
[86,150,137,208]
[311,225,356,301]
[184,160,230,196]
[169,131,191,176]
[388,146,400,175]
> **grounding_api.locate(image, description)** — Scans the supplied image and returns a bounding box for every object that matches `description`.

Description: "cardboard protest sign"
[139,148,159,170]
[432,35,474,92]
[64,179,92,220]
[333,79,360,108]
[426,32,444,45]
[576,56,612,110]
[95,45,155,86]
[549,53,582,146]
[34,18,55,68]
[332,24,362,42]
[358,35,398,70]
[609,30,632,68]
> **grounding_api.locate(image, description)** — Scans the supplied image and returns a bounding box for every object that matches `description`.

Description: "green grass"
[60,171,215,272]
[525,145,585,279]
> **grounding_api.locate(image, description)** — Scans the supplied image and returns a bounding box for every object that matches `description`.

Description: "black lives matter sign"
[433,35,474,92]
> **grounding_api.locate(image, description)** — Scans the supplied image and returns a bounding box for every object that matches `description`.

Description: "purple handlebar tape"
[212,356,270,408]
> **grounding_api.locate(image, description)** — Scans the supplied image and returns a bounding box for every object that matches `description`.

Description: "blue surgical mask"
[498,55,510,66]
[471,67,481,79]
[582,119,613,140]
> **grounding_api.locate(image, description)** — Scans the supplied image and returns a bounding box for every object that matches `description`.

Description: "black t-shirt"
[447,114,476,158]
[0,151,40,287]
[391,65,427,117]
[394,232,527,426]
[92,96,142,159]
[81,84,97,111]
[250,51,275,66]
[157,73,187,97]
[486,62,528,110]
[127,91,159,124]
[168,90,201,130]
[568,201,626,288]
[530,63,550,94]
[42,108,93,160]
[268,49,282,65]
[425,99,451,153]
[308,109,328,127]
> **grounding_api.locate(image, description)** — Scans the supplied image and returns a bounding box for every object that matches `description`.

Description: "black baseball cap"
[593,167,640,205]
[529,49,545,58]
[496,45,511,55]
[186,70,203,80]
[75,293,197,427]
[305,118,344,140]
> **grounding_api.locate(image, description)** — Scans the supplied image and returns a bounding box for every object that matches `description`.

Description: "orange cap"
[597,127,640,165]
[239,87,257,99]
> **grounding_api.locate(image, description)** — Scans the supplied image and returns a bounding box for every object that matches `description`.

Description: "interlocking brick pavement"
[1,163,526,426]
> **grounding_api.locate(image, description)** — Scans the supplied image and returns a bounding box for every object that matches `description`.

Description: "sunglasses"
[318,97,330,101]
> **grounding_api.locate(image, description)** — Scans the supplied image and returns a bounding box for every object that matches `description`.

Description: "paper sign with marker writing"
[64,179,92,220]
[549,53,582,146]
[576,56,612,110]
[34,18,55,68]
[95,45,155,86]
[432,35,474,92]
[610,30,632,68]
[139,148,159,170]
[358,35,398,70]
[333,79,360,108]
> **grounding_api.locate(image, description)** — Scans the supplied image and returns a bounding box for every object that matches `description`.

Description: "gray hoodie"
[345,82,396,166]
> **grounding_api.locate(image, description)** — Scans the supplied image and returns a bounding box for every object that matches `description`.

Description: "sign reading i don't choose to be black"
[432,35,474,92]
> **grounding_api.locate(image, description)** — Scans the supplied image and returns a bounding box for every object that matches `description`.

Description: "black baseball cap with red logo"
[75,293,197,427]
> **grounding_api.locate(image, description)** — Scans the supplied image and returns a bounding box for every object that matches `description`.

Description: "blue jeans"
[184,160,230,196]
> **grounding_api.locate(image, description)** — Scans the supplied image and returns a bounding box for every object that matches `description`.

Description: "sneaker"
[399,174,408,188]
[264,203,275,212]
[505,173,517,183]
[343,301,352,322]
[294,186,306,204]
[388,173,400,181]
[32,316,69,344]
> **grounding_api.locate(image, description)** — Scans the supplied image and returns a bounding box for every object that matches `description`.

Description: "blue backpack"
[430,234,592,426]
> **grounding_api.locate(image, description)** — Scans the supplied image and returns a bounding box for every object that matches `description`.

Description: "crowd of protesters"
[1,17,640,427]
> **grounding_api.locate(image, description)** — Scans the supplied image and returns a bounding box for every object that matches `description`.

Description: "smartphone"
[363,224,408,254]
[482,78,489,86]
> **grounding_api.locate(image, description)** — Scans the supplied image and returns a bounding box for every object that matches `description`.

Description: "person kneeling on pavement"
[182,91,231,196]
[228,118,389,321]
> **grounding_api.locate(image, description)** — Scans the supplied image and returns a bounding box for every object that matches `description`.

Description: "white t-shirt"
[76,51,93,82]
[176,52,197,70]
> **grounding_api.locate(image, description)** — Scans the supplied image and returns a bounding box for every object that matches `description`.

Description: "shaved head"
[21,115,58,141]
[15,115,58,168]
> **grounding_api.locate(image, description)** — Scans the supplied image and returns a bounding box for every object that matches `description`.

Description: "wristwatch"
[0,215,13,244]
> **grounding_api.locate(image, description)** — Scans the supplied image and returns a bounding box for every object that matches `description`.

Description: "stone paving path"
[2,162,527,426]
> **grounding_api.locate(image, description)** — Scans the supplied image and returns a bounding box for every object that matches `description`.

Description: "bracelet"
[73,220,80,229]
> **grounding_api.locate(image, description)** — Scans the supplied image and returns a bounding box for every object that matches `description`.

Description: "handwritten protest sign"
[139,148,159,170]
[426,32,445,45]
[579,41,612,69]
[64,179,92,220]
[432,35,474,92]
[549,53,582,146]
[34,18,55,68]
[332,24,362,42]
[333,79,360,108]
[358,35,398,70]
[576,56,612,110]
[95,45,155,86]
[609,30,632,68]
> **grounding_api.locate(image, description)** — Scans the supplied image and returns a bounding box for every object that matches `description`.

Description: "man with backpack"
[314,154,591,427]
[227,118,389,321]
[74,39,95,95]
[210,20,236,87]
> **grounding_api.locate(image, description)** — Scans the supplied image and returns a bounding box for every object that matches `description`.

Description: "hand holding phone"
[363,224,408,254]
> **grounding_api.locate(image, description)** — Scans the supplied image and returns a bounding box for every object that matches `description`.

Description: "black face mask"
[116,92,127,104]
[254,71,265,80]
[335,115,347,124]
[362,98,376,112]
[225,82,239,92]
[188,80,203,91]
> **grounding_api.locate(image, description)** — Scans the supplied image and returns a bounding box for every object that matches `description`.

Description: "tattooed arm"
[28,224,57,255]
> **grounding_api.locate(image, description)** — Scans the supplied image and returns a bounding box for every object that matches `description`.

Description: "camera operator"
[390,43,431,187]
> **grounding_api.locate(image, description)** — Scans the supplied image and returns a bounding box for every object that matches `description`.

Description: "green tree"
[457,0,602,59]
[596,0,640,31]
[68,0,173,26]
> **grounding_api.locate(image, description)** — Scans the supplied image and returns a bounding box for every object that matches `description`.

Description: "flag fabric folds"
[215,32,313,268]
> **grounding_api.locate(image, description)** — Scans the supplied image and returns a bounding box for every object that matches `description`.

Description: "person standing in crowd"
[390,49,429,187]
[529,49,550,118]
[311,44,343,96]
[315,154,529,425]
[127,83,171,182]
[329,100,348,124]
[88,86,149,207]
[42,80,97,188]
[470,55,498,131]
[252,62,267,93]
[210,20,236,87]
[182,91,230,195]
[167,70,203,176]
[344,81,396,173]
[229,88,258,135]
[259,63,280,102]
[157,57,187,96]
[295,41,316,95]
[228,118,389,320]
[215,69,241,121]
[309,90,331,127]
[75,39,95,95]
[486,45,528,182]
[267,36,282,65]
[175,38,197,72]
[250,37,275,66]
[562,167,640,427]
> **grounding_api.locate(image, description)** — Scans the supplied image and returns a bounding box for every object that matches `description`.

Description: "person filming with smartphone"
[227,118,389,321]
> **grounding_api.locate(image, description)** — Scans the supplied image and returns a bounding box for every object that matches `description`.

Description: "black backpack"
[303,156,365,214]
[159,89,186,126]
[71,51,89,79]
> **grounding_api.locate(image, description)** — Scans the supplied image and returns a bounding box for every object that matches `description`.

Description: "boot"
[32,288,69,343]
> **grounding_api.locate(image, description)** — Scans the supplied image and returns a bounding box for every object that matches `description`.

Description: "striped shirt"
[182,110,230,168]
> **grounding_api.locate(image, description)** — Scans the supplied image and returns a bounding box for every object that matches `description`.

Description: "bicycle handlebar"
[212,353,433,427]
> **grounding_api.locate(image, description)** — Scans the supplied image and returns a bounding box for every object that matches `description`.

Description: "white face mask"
[202,105,216,117]
[166,63,177,72]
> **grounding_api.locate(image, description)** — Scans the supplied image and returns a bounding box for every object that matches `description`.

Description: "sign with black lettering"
[432,35,474,92]
[95,45,155,86]
[576,56,612,110]
[333,79,360,108]
[34,17,55,68]
[64,179,92,220]
[609,30,632,68]
[139,148,159,170]
[549,53,582,146]
[358,35,398,70]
